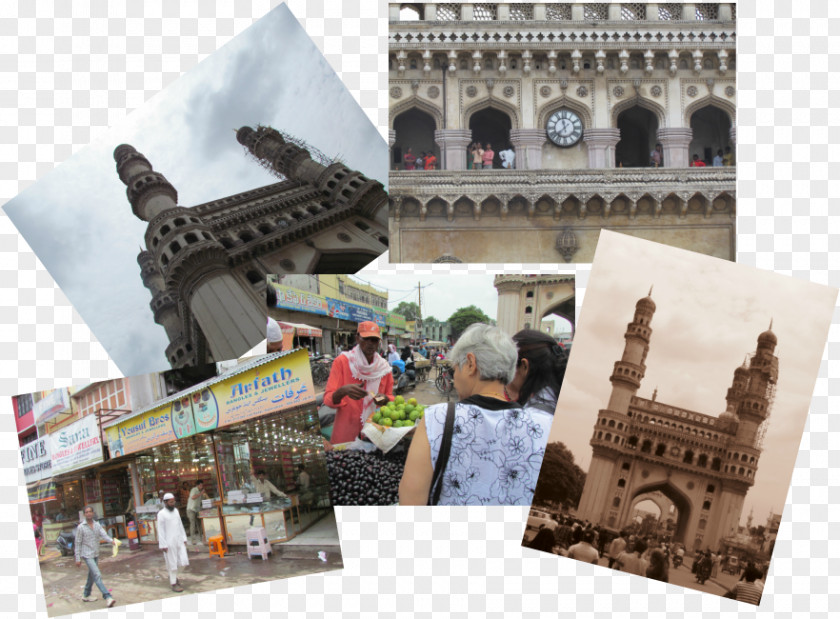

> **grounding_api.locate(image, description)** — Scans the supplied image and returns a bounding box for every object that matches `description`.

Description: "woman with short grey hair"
[399,323,552,506]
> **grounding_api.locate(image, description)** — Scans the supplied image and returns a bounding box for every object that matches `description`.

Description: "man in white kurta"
[157,493,189,592]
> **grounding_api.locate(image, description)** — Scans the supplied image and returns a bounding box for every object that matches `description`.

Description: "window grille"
[621,3,646,20]
[510,3,534,20]
[546,3,572,20]
[436,3,461,20]
[473,3,498,20]
[583,3,608,20]
[658,3,682,20]
[695,3,719,20]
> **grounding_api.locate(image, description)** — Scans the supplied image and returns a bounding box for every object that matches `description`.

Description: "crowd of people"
[647,141,735,168]
[526,516,768,603]
[321,321,568,507]
[402,147,438,170]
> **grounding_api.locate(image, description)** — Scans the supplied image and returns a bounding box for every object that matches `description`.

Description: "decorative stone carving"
[503,85,515,98]
[540,85,552,98]
[613,86,625,98]
[337,232,352,243]
[485,78,495,92]
[411,80,420,93]
[427,85,440,99]
[576,85,588,97]
[279,259,295,271]
[686,85,698,97]
[466,85,478,97]
[725,85,735,97]
[650,85,662,98]
[390,86,403,99]
[555,228,578,263]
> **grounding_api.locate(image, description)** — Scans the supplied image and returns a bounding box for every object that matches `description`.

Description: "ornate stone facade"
[118,126,388,369]
[388,2,736,262]
[494,274,575,335]
[575,293,777,552]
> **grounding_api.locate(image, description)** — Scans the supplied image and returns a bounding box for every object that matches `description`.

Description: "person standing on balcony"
[691,154,706,167]
[472,143,484,170]
[403,148,416,170]
[649,143,663,167]
[723,146,735,166]
[482,143,495,169]
[713,149,724,167]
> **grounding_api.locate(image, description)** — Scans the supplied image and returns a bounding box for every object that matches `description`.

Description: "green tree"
[393,301,420,321]
[531,441,586,510]
[447,305,492,340]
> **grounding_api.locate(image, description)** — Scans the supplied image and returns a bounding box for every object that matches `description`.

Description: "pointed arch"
[463,96,520,130]
[684,94,736,127]
[389,96,444,130]
[611,95,667,128]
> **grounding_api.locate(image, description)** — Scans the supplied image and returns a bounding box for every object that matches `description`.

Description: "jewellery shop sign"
[48,414,104,476]
[105,349,316,457]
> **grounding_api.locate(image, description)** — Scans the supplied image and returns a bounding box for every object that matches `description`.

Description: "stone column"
[607,4,622,20]
[571,4,585,20]
[425,4,437,20]
[729,126,736,147]
[509,129,547,170]
[533,4,547,20]
[656,127,693,167]
[719,3,733,20]
[497,4,510,20]
[682,3,697,20]
[389,129,396,149]
[388,4,400,21]
[461,3,474,20]
[582,128,620,169]
[434,129,472,170]
[645,4,659,20]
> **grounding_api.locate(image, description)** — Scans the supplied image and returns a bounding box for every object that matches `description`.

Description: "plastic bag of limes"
[369,395,425,429]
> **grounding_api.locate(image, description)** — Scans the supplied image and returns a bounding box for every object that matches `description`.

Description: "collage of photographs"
[2,1,838,616]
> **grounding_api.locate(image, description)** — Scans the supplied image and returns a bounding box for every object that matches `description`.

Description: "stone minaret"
[606,289,655,415]
[236,125,388,226]
[115,145,265,364]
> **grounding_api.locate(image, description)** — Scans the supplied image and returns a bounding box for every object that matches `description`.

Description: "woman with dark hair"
[506,329,568,415]
[646,548,670,583]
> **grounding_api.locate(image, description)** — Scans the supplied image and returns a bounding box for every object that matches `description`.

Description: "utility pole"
[417,281,422,342]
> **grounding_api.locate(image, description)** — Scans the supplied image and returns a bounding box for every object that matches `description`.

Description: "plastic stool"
[208,535,227,558]
[245,527,271,560]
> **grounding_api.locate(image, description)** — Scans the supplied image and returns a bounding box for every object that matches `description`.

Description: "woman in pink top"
[482,143,494,169]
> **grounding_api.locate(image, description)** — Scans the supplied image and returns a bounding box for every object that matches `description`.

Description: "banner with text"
[326,298,388,327]
[20,437,52,483]
[106,349,316,456]
[271,284,329,315]
[49,414,103,476]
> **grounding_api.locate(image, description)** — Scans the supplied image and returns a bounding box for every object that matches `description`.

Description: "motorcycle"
[57,529,75,557]
[391,358,416,395]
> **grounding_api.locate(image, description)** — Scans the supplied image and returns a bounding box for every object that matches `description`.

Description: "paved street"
[38,514,342,616]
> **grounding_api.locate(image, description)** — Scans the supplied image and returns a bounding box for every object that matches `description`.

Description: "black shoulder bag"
[428,401,456,506]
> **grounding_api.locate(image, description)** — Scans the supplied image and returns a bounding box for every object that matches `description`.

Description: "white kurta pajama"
[157,507,190,585]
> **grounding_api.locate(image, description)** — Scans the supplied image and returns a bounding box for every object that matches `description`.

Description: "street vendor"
[324,321,395,445]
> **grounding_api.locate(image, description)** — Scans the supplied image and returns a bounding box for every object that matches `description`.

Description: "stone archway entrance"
[393,108,439,170]
[628,481,692,544]
[615,106,659,168]
[689,106,732,165]
[469,108,512,168]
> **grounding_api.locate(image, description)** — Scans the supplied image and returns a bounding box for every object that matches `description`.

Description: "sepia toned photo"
[522,231,836,605]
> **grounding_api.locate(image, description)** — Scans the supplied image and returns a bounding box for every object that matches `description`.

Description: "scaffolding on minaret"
[239,124,339,182]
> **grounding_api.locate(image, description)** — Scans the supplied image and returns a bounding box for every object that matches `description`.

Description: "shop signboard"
[326,298,388,327]
[214,348,316,428]
[106,349,316,455]
[271,283,329,315]
[33,388,71,425]
[387,311,407,330]
[49,414,104,476]
[20,437,52,483]
[27,478,57,503]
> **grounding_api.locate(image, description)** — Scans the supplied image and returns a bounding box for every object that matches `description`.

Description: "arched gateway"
[575,292,778,552]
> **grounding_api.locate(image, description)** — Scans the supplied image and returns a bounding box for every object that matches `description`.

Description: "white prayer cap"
[267,317,283,343]
[163,493,175,501]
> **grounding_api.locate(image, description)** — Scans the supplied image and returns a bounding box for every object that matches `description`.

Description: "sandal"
[171,584,184,592]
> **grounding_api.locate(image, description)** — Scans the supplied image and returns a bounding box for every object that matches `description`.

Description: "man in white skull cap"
[267,317,284,353]
[157,492,189,592]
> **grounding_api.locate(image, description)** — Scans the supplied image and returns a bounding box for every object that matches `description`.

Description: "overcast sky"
[2,4,386,378]
[346,273,574,333]
[549,230,836,527]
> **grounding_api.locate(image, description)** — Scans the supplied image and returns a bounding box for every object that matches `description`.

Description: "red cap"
[357,321,381,338]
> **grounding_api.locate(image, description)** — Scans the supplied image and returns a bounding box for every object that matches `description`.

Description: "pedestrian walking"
[74,505,118,607]
[158,493,190,593]
[186,480,209,543]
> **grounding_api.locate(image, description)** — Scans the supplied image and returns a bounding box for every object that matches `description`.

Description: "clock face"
[546,109,583,147]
